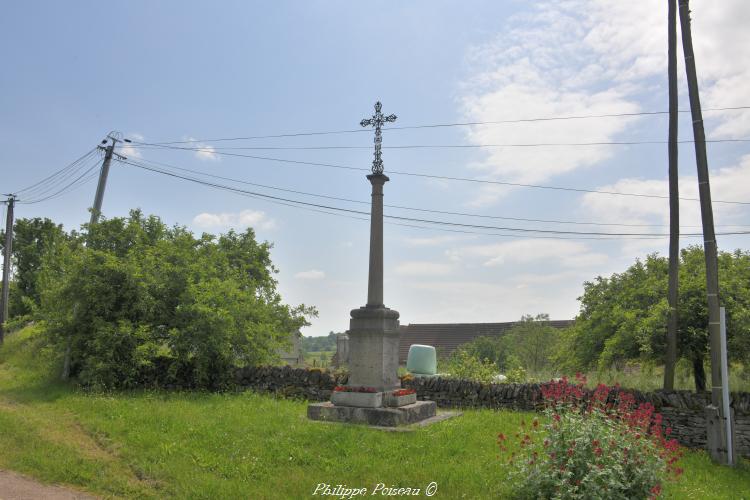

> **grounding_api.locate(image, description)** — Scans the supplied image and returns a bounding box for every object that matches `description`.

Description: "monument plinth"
[308,102,436,425]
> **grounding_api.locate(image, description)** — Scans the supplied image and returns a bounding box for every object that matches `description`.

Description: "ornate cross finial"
[360,101,397,174]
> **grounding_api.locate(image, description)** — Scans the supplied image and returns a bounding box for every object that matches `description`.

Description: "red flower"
[392,388,416,397]
[594,447,603,457]
[334,385,378,393]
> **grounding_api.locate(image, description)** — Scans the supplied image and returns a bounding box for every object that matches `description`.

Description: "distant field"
[0,325,748,499]
[303,350,335,368]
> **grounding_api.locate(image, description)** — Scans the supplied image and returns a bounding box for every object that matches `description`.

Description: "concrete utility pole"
[89,137,116,226]
[664,0,679,391]
[678,0,734,464]
[0,195,15,344]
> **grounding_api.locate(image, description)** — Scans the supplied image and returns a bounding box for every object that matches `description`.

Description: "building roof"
[398,320,574,363]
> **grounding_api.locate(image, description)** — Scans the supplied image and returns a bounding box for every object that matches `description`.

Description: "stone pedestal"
[347,306,401,392]
[308,401,437,427]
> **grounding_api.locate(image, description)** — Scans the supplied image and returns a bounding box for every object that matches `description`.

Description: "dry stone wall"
[233,366,750,457]
[402,376,750,457]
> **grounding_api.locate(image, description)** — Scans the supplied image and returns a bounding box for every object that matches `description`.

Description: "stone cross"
[306,101,437,424]
[360,101,397,175]
[345,101,401,393]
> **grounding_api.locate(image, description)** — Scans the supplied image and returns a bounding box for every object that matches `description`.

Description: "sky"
[1,1,749,337]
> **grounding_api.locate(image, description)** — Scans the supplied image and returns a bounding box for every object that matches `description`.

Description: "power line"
[117,158,750,239]
[119,159,665,241]
[19,154,102,202]
[15,148,97,194]
[121,143,750,205]
[20,160,103,205]
[128,137,750,151]
[127,156,750,229]
[15,149,99,199]
[133,105,750,145]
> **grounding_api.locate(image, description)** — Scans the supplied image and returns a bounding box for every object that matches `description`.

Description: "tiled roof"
[398,320,574,363]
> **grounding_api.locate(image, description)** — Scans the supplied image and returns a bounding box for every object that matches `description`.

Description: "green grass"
[1,325,748,499]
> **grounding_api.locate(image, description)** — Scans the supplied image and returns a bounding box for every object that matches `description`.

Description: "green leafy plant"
[500,374,683,499]
[446,350,498,384]
[504,365,527,384]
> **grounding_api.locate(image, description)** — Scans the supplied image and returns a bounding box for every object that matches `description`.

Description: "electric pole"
[678,0,733,464]
[89,136,117,227]
[664,0,679,391]
[0,195,15,344]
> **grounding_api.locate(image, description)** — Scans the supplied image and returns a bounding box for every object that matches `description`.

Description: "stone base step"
[307,400,437,427]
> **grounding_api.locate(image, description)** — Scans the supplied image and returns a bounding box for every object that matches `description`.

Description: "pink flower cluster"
[501,375,684,498]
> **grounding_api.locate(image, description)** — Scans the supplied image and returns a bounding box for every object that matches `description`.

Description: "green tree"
[39,210,316,389]
[301,331,339,353]
[459,335,507,371]
[0,217,68,317]
[558,246,750,391]
[503,314,561,374]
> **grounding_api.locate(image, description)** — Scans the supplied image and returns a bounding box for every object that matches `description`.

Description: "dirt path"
[0,470,98,500]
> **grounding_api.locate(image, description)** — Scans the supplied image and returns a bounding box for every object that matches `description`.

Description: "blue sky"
[2,1,749,336]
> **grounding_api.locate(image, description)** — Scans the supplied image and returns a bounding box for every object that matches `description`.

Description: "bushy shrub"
[499,374,682,499]
[38,210,316,389]
[504,365,527,384]
[446,350,498,384]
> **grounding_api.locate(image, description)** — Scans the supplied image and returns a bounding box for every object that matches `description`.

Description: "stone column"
[346,173,401,393]
[366,173,387,307]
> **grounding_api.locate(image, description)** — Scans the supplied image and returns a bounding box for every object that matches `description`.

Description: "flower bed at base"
[333,386,377,393]
[392,389,416,397]
[499,374,683,499]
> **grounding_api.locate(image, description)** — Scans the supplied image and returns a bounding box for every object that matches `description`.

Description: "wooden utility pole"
[664,0,679,391]
[0,195,15,343]
[89,138,116,226]
[678,0,733,464]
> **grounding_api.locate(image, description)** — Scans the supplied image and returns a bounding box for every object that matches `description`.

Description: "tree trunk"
[61,334,72,380]
[664,0,679,390]
[693,355,706,392]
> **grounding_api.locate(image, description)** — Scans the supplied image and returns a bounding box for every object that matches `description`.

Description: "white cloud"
[185,137,220,162]
[580,154,750,231]
[460,3,643,206]
[120,133,143,159]
[576,155,750,257]
[459,0,750,206]
[192,209,276,230]
[573,0,750,137]
[395,261,452,277]
[402,235,467,247]
[294,269,325,280]
[447,239,608,269]
[394,279,580,324]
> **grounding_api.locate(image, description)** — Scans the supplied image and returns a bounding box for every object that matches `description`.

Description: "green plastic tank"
[407,344,437,375]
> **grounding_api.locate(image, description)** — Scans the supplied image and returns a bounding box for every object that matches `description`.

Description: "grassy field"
[303,350,335,368]
[0,325,748,499]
